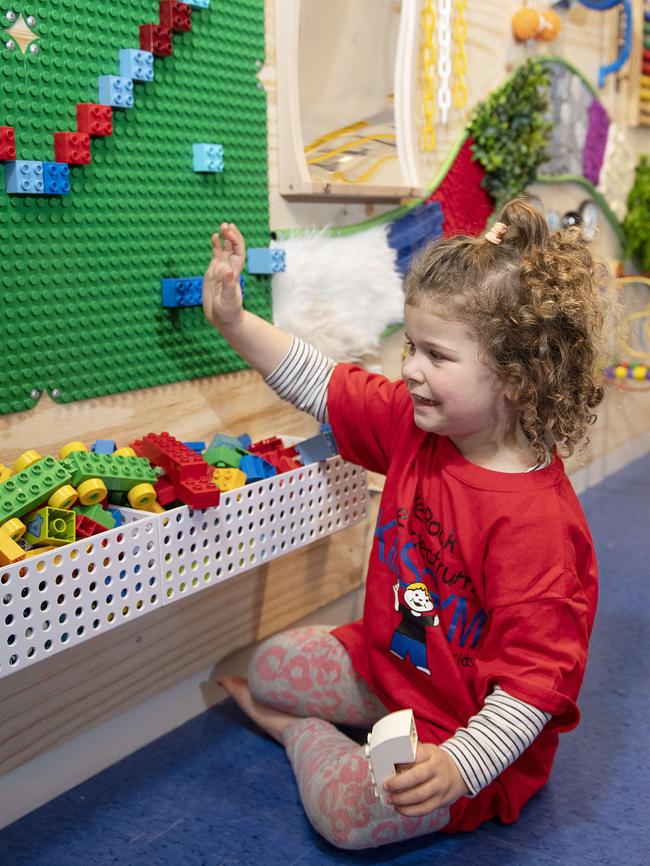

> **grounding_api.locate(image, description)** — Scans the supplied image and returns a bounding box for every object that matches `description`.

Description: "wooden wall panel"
[0,518,367,774]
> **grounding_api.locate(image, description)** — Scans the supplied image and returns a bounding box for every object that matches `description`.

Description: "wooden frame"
[274,0,425,201]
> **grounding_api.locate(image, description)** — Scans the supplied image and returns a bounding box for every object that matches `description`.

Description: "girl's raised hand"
[203,222,246,330]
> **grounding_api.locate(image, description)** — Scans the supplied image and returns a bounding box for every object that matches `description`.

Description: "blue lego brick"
[239,454,276,483]
[247,248,286,274]
[179,0,210,7]
[183,441,206,453]
[4,160,45,195]
[107,507,126,527]
[240,274,246,303]
[237,433,252,450]
[209,433,248,452]
[119,49,154,82]
[161,277,203,308]
[192,143,224,173]
[43,162,70,195]
[295,432,338,465]
[91,439,117,455]
[387,200,444,278]
[98,76,134,108]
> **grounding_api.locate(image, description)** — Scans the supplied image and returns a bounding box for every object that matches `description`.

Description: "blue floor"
[2,453,649,866]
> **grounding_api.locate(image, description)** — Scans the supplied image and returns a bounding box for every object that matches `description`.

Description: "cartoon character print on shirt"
[375,497,488,674]
[389,580,440,675]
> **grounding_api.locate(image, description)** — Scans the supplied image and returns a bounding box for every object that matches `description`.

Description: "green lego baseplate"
[0,1,270,415]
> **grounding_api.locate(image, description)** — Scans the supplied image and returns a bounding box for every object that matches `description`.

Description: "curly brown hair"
[404,198,607,462]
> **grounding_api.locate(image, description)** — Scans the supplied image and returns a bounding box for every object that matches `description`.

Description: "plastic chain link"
[437,0,452,124]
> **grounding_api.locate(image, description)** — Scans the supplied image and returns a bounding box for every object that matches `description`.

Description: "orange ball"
[512,8,541,41]
[538,9,562,41]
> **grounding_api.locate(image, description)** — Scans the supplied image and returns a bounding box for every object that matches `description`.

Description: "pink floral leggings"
[247,624,450,850]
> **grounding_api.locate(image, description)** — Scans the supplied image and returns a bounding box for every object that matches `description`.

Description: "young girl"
[202,199,606,850]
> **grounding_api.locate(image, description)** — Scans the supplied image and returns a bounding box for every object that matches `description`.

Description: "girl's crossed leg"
[220,625,450,850]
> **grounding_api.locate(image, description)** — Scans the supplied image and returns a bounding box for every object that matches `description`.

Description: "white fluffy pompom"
[271,226,404,362]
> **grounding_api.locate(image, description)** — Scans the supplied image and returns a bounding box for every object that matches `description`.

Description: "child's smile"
[411,394,440,408]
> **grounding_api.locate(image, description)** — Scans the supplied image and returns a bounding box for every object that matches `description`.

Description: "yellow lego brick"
[138,501,165,514]
[0,464,11,484]
[23,545,59,559]
[0,530,25,565]
[213,467,247,492]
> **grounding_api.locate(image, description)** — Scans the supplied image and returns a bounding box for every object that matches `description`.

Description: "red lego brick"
[249,437,284,456]
[255,448,281,468]
[154,474,177,506]
[0,126,16,161]
[262,451,301,473]
[133,432,207,484]
[159,0,192,32]
[75,514,105,538]
[140,23,173,56]
[176,475,221,509]
[130,438,145,457]
[77,104,113,137]
[54,132,91,165]
[277,456,301,473]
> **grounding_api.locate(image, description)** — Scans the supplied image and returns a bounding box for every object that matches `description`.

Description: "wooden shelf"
[280,179,426,203]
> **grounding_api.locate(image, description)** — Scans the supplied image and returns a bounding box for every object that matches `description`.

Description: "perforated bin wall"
[159,456,368,603]
[0,456,369,680]
[0,512,160,679]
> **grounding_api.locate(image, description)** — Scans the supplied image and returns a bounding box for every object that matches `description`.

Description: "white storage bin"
[158,456,368,602]
[0,511,160,679]
[0,453,368,679]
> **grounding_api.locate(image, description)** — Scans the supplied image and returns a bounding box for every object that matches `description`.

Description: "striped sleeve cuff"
[264,336,336,423]
[440,686,551,797]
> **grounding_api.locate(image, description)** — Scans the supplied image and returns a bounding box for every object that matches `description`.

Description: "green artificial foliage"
[468,59,552,208]
[623,156,650,273]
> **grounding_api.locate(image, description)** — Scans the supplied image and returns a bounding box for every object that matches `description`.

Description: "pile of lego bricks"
[0,426,338,566]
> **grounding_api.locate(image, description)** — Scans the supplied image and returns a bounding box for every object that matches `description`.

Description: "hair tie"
[485,222,508,245]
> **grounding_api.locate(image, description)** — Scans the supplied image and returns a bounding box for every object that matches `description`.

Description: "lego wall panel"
[0,1,270,415]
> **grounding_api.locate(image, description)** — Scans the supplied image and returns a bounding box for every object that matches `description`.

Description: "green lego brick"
[24,507,76,546]
[0,1,270,415]
[62,452,159,491]
[0,457,72,524]
[203,445,243,468]
[73,503,116,530]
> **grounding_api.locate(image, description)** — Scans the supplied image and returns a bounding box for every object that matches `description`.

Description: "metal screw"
[51,388,61,398]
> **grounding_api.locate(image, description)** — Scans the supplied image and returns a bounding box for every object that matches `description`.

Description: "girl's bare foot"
[218,675,300,744]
